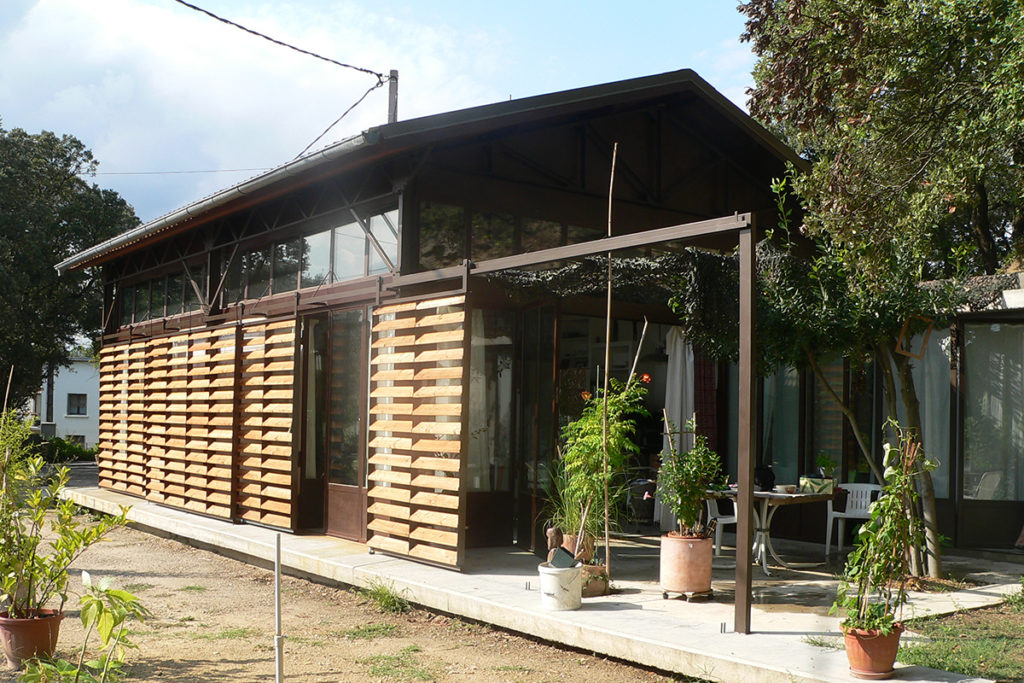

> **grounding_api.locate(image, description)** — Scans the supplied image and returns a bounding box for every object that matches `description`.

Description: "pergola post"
[734,223,757,634]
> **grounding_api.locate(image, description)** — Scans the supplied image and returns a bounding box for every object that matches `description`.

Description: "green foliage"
[0,408,128,618]
[898,605,1024,681]
[546,376,649,544]
[0,125,138,407]
[21,571,149,683]
[44,437,99,464]
[831,426,932,633]
[656,419,725,538]
[359,579,411,615]
[740,0,1024,276]
[1005,577,1024,613]
[360,645,432,680]
[345,622,398,640]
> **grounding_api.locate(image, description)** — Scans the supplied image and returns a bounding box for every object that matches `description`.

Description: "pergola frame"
[391,211,760,634]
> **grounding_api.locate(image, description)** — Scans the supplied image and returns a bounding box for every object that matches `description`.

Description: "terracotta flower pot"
[559,534,594,563]
[0,609,65,669]
[659,533,712,595]
[842,623,904,680]
[581,563,609,597]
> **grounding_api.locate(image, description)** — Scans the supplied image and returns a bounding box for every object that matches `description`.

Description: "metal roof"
[56,69,804,273]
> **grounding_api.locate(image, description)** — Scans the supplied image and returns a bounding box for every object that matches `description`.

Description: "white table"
[710,490,834,575]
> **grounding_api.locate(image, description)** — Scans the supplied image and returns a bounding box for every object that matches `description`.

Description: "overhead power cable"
[295,80,386,159]
[94,167,271,176]
[170,0,385,82]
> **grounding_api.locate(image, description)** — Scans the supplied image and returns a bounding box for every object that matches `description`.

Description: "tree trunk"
[889,346,943,579]
[971,180,999,275]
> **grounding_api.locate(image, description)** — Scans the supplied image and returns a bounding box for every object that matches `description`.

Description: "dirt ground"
[2,523,689,682]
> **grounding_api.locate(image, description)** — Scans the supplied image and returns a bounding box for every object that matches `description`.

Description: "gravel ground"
[2,522,689,682]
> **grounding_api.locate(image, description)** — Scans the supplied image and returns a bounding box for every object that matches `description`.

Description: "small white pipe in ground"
[275,533,284,682]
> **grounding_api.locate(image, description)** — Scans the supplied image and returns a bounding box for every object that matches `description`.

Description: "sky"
[0,1,756,224]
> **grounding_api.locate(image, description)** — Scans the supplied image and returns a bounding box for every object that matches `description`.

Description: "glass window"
[149,277,166,319]
[333,221,365,281]
[566,224,602,244]
[132,282,150,322]
[245,246,272,300]
[468,310,515,492]
[368,209,399,275]
[67,393,87,416]
[184,264,205,312]
[273,238,302,293]
[328,309,365,485]
[419,203,464,269]
[521,218,562,252]
[166,273,183,316]
[763,367,800,484]
[223,252,243,304]
[119,285,134,327]
[964,323,1024,502]
[812,360,848,478]
[471,212,516,261]
[301,229,333,289]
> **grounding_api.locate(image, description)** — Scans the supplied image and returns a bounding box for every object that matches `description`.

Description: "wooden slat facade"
[365,295,467,567]
[96,320,297,528]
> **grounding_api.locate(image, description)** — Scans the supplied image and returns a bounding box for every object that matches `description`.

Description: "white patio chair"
[705,498,737,557]
[825,483,881,556]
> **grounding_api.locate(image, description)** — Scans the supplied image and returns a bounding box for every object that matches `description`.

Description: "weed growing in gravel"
[1005,577,1024,612]
[195,627,260,640]
[494,664,532,673]
[123,582,155,592]
[179,584,208,592]
[359,578,411,614]
[361,645,431,680]
[346,622,398,639]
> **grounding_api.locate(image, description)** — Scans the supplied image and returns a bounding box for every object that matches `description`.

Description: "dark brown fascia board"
[391,212,752,288]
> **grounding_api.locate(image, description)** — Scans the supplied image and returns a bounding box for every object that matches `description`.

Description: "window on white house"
[67,393,87,416]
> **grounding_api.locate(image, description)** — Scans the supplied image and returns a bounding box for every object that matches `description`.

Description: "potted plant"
[0,408,126,669]
[656,417,724,597]
[830,432,928,679]
[541,377,648,600]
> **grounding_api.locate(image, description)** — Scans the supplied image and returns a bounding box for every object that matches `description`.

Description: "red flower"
[580,391,592,401]
[640,373,652,384]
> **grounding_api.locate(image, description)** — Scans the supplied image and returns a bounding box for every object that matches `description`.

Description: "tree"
[739,0,1024,275]
[0,122,138,407]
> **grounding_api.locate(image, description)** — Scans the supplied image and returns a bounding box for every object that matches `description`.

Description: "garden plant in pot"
[543,376,648,599]
[0,408,126,669]
[656,416,725,598]
[830,430,929,680]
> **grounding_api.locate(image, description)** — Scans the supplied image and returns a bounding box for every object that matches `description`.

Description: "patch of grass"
[345,622,399,640]
[359,578,411,614]
[493,664,532,673]
[178,585,208,592]
[194,627,261,641]
[1003,577,1024,612]
[122,582,155,593]
[899,604,1024,681]
[802,635,843,650]
[177,616,197,623]
[360,645,432,680]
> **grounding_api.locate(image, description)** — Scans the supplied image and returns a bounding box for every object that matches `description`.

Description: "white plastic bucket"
[537,562,582,610]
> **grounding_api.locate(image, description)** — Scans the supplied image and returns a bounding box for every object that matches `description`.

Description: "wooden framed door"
[324,307,369,540]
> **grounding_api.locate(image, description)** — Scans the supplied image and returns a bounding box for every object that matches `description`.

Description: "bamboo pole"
[602,143,618,578]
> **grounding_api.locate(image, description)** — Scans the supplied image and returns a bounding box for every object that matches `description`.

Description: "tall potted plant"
[656,417,724,597]
[831,431,928,679]
[0,408,126,669]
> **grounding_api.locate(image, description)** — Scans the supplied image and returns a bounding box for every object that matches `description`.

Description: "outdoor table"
[709,489,834,576]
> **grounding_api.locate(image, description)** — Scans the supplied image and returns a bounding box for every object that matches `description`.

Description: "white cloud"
[0,0,502,221]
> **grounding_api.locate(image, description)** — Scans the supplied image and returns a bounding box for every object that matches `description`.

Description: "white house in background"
[36,356,100,449]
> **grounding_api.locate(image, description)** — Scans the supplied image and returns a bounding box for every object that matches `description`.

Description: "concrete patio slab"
[64,477,1020,683]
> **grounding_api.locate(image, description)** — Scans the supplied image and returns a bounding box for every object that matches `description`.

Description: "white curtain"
[658,327,694,531]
